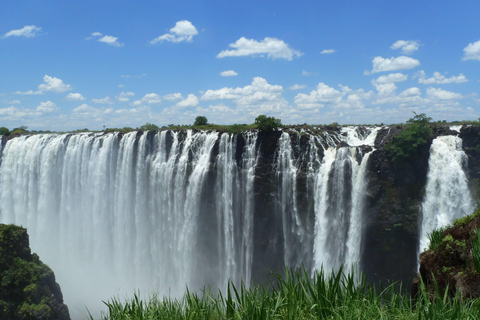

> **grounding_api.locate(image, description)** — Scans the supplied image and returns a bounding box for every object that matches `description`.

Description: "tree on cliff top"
[193,116,208,126]
[254,115,282,133]
[386,112,433,165]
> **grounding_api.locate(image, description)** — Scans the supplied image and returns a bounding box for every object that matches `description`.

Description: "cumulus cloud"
[416,70,468,84]
[427,87,463,100]
[132,93,162,106]
[462,39,480,61]
[116,91,135,102]
[175,94,199,108]
[220,70,238,77]
[36,101,58,113]
[217,37,303,60]
[371,73,408,84]
[163,93,183,101]
[3,25,42,38]
[92,96,113,104]
[201,77,288,115]
[66,93,86,101]
[390,40,419,54]
[321,49,336,54]
[150,20,198,44]
[294,83,344,109]
[368,56,420,74]
[88,32,124,47]
[287,84,307,90]
[38,75,72,93]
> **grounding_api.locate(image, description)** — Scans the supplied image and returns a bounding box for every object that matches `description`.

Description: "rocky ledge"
[412,206,480,300]
[0,224,70,320]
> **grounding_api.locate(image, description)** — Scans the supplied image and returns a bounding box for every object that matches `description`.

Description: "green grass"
[428,226,448,250]
[90,266,480,320]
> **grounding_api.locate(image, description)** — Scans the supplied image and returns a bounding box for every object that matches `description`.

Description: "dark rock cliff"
[0,224,70,320]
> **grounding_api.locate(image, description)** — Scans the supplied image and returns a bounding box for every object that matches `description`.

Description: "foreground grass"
[91,266,480,320]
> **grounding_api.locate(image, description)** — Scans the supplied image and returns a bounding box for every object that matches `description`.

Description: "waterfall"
[0,130,259,318]
[0,127,379,318]
[313,127,377,272]
[419,135,474,254]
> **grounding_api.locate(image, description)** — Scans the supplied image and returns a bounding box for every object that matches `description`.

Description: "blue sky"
[1,1,479,131]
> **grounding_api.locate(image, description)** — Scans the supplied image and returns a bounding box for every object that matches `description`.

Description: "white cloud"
[371,73,408,84]
[36,101,58,113]
[92,96,113,104]
[116,91,135,102]
[399,87,421,97]
[14,90,43,95]
[302,70,312,76]
[66,93,86,101]
[369,56,420,74]
[175,94,199,108]
[38,75,72,93]
[462,39,480,61]
[390,40,419,54]
[217,37,303,60]
[220,70,238,77]
[416,70,468,84]
[321,49,336,54]
[163,93,183,101]
[1,99,21,105]
[201,77,288,115]
[89,32,124,47]
[294,83,344,109]
[3,25,42,38]
[287,84,307,90]
[427,87,463,100]
[132,93,162,106]
[150,20,198,44]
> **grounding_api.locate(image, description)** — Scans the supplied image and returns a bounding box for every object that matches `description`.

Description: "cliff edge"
[0,224,70,320]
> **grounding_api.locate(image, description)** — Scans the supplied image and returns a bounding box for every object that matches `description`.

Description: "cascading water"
[419,135,474,255]
[0,130,258,318]
[312,127,378,272]
[0,126,383,318]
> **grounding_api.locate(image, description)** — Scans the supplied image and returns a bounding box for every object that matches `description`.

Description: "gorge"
[0,124,479,318]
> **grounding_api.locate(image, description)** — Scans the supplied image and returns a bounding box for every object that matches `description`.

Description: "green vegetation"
[254,115,282,133]
[471,229,480,273]
[92,266,480,320]
[385,113,433,165]
[0,127,10,136]
[194,116,209,126]
[139,122,160,131]
[0,224,70,319]
[428,226,448,250]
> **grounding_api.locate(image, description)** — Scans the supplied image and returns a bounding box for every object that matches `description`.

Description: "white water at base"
[419,136,474,255]
[0,131,258,319]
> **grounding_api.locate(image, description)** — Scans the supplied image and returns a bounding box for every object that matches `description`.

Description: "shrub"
[471,229,480,273]
[428,226,447,250]
[193,116,208,126]
[254,115,282,133]
[0,127,9,136]
[139,123,159,131]
[385,112,433,165]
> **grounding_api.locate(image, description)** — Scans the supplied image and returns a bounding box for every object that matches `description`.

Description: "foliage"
[254,115,282,133]
[226,123,249,134]
[0,127,9,136]
[454,206,480,227]
[194,116,209,126]
[104,127,135,134]
[0,224,69,319]
[385,112,433,165]
[428,226,448,251]
[93,265,480,320]
[471,229,480,273]
[139,122,159,131]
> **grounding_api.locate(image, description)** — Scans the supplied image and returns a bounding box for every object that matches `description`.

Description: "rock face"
[0,224,70,320]
[412,207,480,300]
